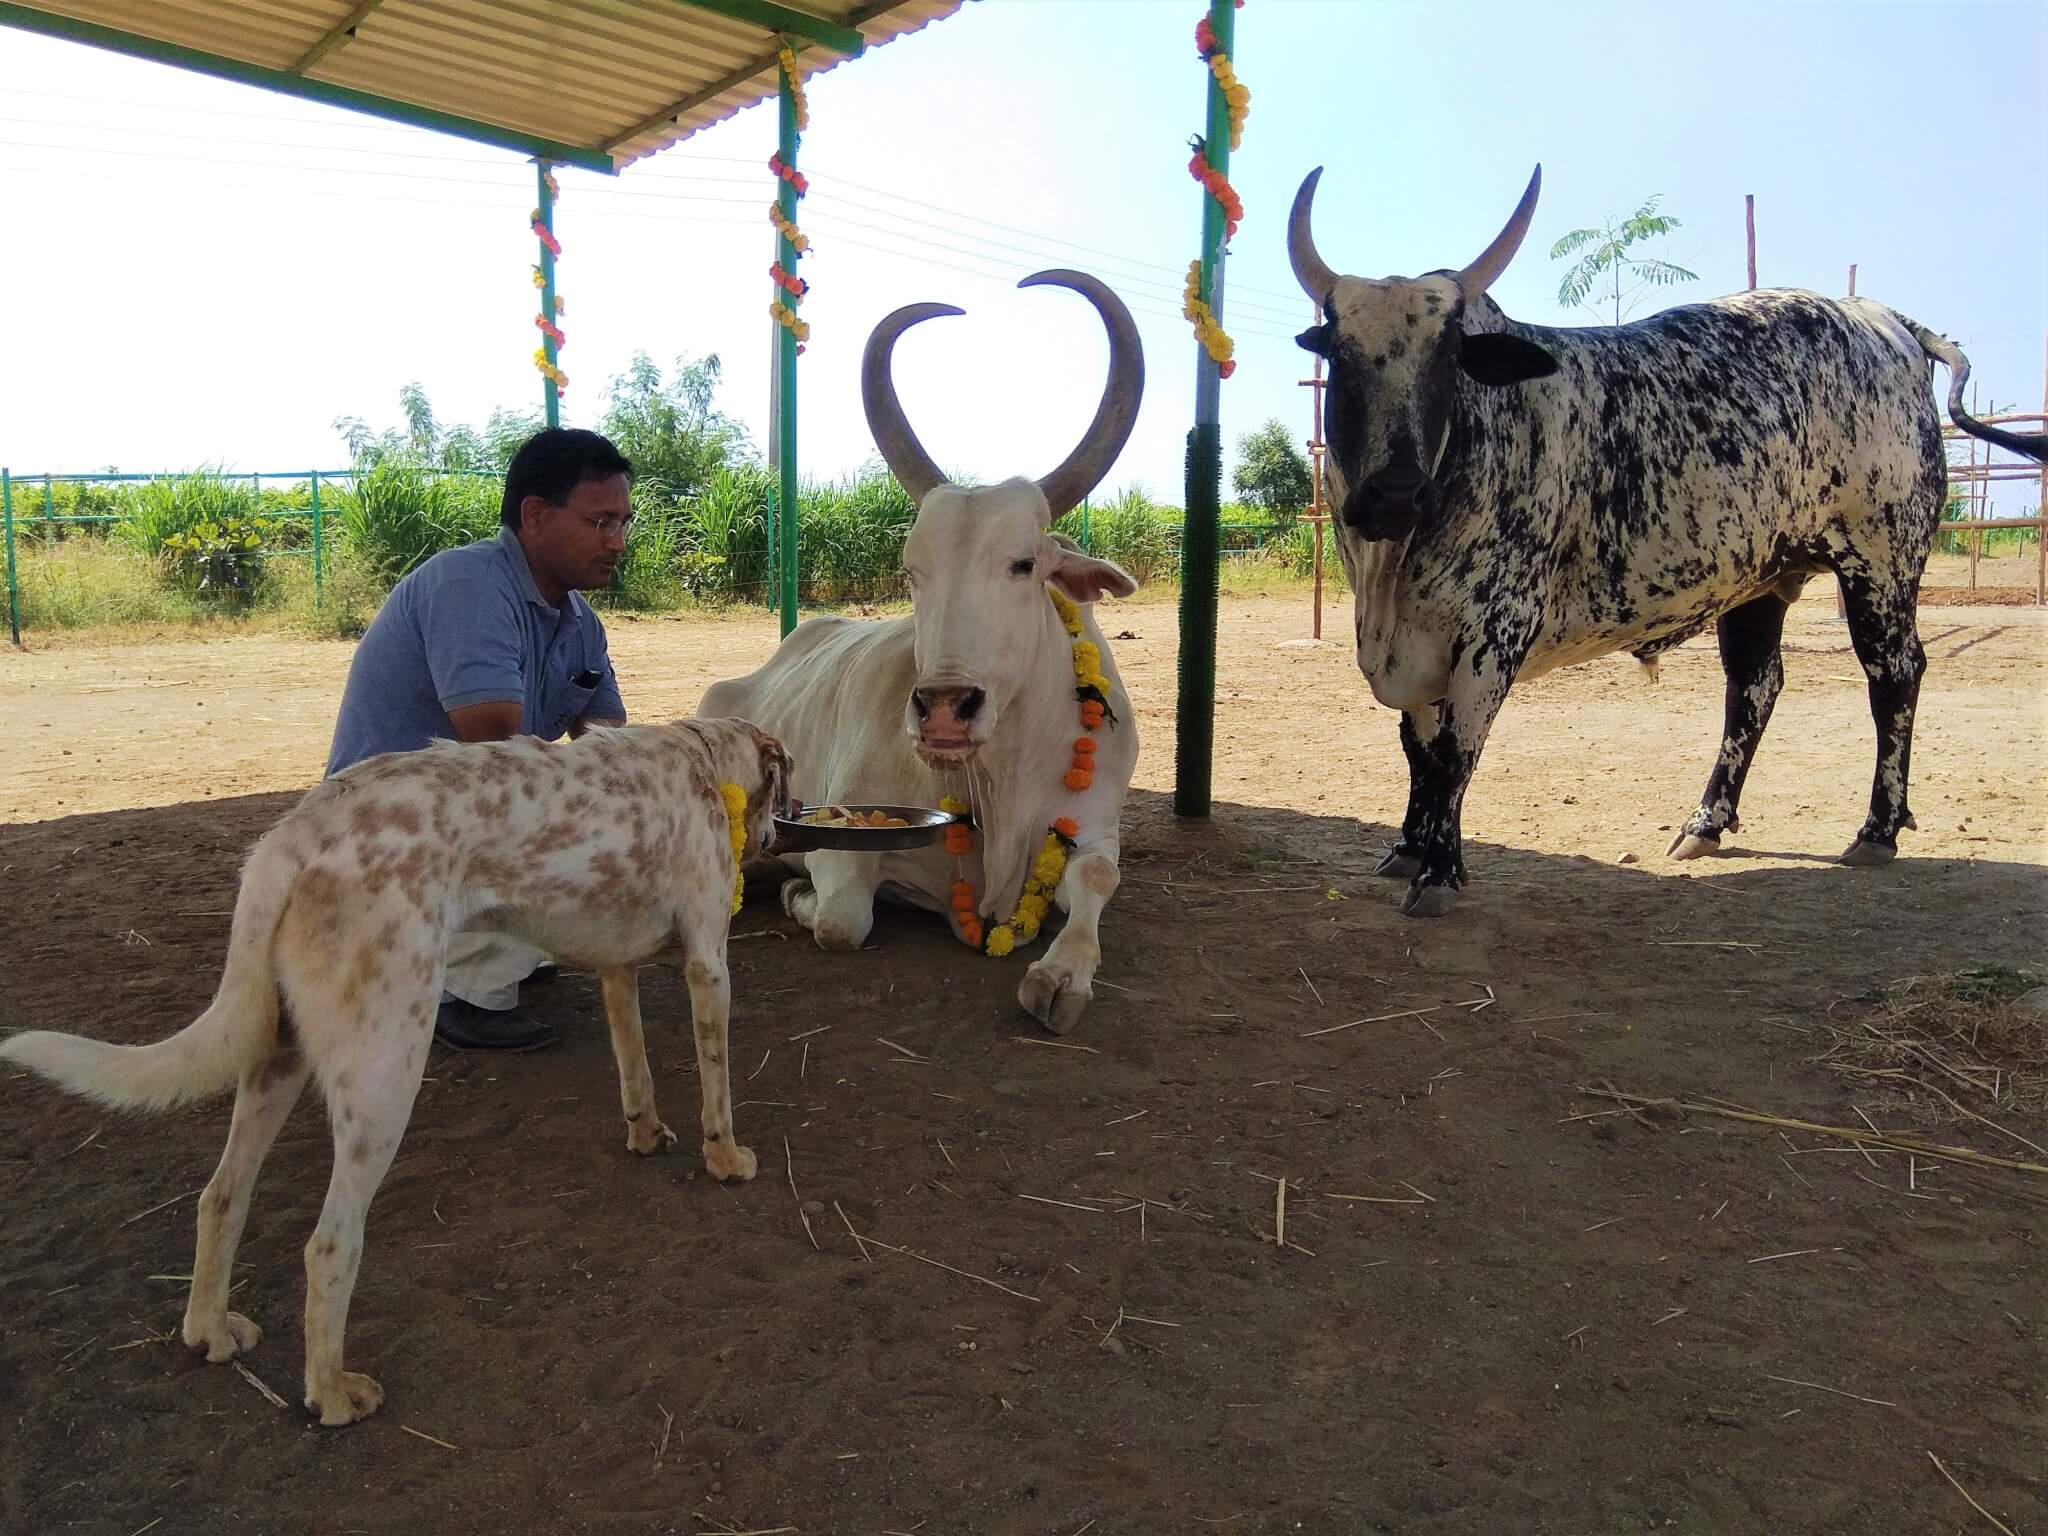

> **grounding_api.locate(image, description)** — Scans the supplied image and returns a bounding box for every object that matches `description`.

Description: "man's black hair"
[501,428,633,529]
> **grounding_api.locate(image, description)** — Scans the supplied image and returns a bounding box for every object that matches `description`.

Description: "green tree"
[1231,418,1313,527]
[1550,195,1699,324]
[601,352,754,499]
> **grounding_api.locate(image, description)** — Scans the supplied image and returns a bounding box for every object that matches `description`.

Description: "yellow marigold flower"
[939,795,969,815]
[985,924,1016,958]
[718,781,749,915]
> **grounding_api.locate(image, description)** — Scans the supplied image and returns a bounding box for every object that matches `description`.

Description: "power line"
[5,135,1301,340]
[8,87,1314,310]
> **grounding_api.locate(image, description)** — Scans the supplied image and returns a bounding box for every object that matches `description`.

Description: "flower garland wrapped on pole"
[768,41,807,637]
[1175,0,1246,821]
[532,163,567,422]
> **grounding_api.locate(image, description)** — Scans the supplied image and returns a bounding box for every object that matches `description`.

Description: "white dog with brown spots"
[1,716,789,1426]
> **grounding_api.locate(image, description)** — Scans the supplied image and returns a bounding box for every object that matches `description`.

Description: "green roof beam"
[0,3,618,174]
[668,0,865,56]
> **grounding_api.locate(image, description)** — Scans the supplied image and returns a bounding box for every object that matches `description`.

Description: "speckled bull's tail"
[0,834,296,1110]
[1899,316,2048,464]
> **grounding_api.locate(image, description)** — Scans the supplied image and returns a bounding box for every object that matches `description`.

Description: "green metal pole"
[4,469,18,646]
[536,160,561,430]
[310,471,324,606]
[773,53,800,637]
[1174,0,1236,819]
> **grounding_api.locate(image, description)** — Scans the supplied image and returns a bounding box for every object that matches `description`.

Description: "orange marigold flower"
[950,880,977,912]
[1073,737,1098,756]
[1065,767,1093,792]
[958,917,983,947]
[1053,816,1079,839]
[944,826,973,855]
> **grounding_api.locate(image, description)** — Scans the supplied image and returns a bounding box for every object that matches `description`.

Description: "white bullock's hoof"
[779,880,813,921]
[1666,832,1722,861]
[1374,849,1423,880]
[1399,883,1459,919]
[1838,839,1898,868]
[1019,962,1090,1035]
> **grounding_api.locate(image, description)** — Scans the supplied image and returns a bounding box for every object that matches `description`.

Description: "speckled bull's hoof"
[1838,838,1898,868]
[1400,882,1459,919]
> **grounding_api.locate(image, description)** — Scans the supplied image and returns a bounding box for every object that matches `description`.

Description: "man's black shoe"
[433,999,558,1052]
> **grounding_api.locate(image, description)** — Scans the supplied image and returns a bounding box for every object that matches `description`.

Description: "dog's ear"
[747,728,793,849]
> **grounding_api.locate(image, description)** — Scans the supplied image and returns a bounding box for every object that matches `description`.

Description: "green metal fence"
[1,466,1298,646]
[0,466,513,644]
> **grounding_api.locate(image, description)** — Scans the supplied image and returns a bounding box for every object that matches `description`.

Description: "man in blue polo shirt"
[327,427,632,1051]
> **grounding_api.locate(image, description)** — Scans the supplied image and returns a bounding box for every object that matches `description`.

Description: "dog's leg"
[600,965,674,1156]
[183,1045,311,1363]
[681,933,756,1183]
[300,1000,432,1427]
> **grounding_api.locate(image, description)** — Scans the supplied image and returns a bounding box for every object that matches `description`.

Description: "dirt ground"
[1,579,2044,1536]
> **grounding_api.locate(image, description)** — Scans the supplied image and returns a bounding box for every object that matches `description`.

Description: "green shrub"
[117,471,261,556]
[161,512,275,608]
[335,460,500,580]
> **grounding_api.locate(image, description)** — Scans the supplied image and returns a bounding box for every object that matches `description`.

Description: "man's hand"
[447,700,524,744]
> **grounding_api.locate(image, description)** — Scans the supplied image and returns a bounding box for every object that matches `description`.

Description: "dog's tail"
[0,834,298,1110]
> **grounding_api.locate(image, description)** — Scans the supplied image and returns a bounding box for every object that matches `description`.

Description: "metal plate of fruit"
[769,802,956,853]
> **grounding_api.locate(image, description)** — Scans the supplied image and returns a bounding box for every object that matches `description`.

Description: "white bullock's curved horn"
[1020,270,1145,520]
[861,300,964,504]
[1287,168,1339,302]
[1458,165,1543,296]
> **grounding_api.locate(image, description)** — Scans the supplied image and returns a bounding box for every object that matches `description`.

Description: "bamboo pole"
[1745,195,1757,290]
[1302,301,1328,640]
[1968,383,1980,590]
[2038,328,2046,605]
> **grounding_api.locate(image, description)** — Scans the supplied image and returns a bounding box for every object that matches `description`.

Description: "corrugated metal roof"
[2,0,967,170]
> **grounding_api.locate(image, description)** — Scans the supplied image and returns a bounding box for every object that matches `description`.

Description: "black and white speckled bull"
[1287,164,2047,918]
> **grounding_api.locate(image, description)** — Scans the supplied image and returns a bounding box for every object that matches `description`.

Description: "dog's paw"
[308,1370,384,1427]
[184,1310,262,1364]
[626,1117,678,1156]
[705,1140,758,1182]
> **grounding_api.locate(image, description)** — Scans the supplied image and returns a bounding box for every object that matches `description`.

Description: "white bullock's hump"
[696,611,915,725]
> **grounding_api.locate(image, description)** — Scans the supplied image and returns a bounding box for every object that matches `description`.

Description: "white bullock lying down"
[701,270,1143,1034]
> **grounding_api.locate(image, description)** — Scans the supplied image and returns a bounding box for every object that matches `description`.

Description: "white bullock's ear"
[1045,540,1138,602]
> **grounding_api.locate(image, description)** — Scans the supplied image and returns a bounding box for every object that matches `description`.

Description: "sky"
[2,1,2044,508]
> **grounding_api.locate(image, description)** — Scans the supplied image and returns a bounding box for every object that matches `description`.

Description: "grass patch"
[1817,966,2047,1124]
[11,540,208,629]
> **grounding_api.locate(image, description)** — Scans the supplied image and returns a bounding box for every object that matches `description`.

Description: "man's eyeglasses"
[576,511,635,541]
